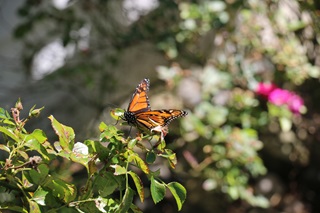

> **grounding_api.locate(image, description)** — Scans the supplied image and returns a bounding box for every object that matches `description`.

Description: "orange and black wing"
[127,78,150,113]
[135,109,188,132]
[124,78,151,125]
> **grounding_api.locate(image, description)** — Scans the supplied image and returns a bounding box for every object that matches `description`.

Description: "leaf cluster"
[0,101,186,212]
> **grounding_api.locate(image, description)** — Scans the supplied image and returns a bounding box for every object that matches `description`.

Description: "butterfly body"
[122,78,187,136]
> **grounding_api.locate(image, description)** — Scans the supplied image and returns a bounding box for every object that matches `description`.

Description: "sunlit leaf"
[0,126,20,143]
[0,144,10,152]
[128,138,138,149]
[111,165,127,175]
[167,182,187,211]
[128,171,144,202]
[48,115,75,151]
[24,131,50,161]
[32,188,48,206]
[129,154,149,174]
[110,108,124,120]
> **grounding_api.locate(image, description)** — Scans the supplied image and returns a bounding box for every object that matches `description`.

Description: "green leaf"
[99,123,123,142]
[0,108,14,126]
[0,107,8,119]
[129,153,149,174]
[118,187,134,213]
[24,131,50,161]
[150,176,166,204]
[28,164,49,185]
[0,144,10,152]
[95,171,119,197]
[128,138,138,149]
[85,139,110,161]
[94,197,113,212]
[99,122,108,132]
[167,182,187,211]
[0,204,28,213]
[17,150,29,160]
[111,165,127,175]
[45,178,77,203]
[128,171,144,202]
[32,187,48,206]
[110,108,124,120]
[30,129,47,143]
[158,149,177,169]
[0,126,20,142]
[29,200,41,213]
[48,115,75,151]
[146,151,156,164]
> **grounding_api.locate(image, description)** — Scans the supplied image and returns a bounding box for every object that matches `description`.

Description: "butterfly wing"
[135,109,188,132]
[127,78,150,113]
[124,78,151,125]
[123,79,187,136]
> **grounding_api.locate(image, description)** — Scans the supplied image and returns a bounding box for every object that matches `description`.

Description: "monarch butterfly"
[123,78,187,137]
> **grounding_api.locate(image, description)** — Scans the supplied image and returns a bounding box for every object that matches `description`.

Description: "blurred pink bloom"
[288,94,304,114]
[255,82,304,114]
[268,89,292,105]
[255,82,277,97]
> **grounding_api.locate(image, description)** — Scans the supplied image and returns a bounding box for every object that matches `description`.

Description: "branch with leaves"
[0,100,186,212]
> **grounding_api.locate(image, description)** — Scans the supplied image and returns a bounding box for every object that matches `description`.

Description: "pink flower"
[268,89,292,105]
[288,94,304,114]
[268,89,304,114]
[255,82,277,97]
[255,82,304,114]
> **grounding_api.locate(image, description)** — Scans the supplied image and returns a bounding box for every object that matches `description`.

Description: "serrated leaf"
[48,115,74,151]
[128,171,144,202]
[118,187,134,213]
[167,182,187,211]
[150,176,166,204]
